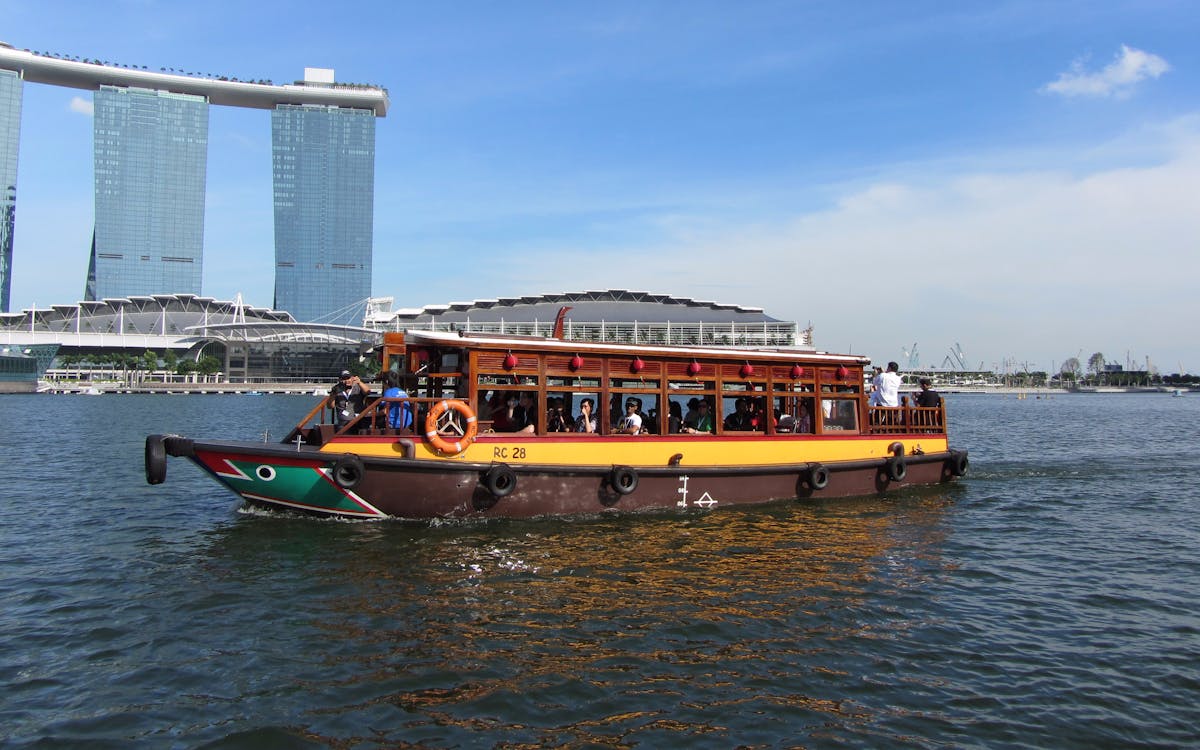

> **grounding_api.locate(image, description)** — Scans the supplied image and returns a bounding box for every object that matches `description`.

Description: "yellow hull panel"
[323,434,949,467]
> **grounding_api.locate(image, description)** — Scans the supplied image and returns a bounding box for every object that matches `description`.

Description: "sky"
[3,0,1199,374]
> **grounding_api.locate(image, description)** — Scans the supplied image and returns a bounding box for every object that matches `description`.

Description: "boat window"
[721,395,767,432]
[478,373,539,387]
[774,396,815,434]
[669,378,715,391]
[609,393,660,435]
[720,381,766,393]
[547,376,601,389]
[820,398,860,432]
[545,390,602,433]
[610,377,660,390]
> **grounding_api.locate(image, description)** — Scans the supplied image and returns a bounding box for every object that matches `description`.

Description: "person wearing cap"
[614,397,643,435]
[330,369,371,431]
[683,399,715,434]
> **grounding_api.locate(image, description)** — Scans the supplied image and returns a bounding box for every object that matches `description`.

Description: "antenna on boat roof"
[552,306,573,340]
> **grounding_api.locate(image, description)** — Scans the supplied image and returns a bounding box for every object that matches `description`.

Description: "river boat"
[145,327,968,519]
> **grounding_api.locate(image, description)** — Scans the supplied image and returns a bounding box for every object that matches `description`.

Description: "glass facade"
[272,104,375,324]
[0,69,21,313]
[87,86,208,300]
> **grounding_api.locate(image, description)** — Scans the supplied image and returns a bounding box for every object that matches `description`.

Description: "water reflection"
[199,492,956,745]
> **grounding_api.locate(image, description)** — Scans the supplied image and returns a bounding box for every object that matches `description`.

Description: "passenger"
[547,396,570,432]
[797,401,813,433]
[667,401,683,434]
[913,377,942,407]
[683,397,700,425]
[573,398,597,432]
[493,393,518,432]
[615,398,643,435]
[877,362,902,407]
[330,369,370,431]
[683,400,715,434]
[381,371,412,431]
[512,392,537,433]
[476,391,495,423]
[868,366,884,406]
[575,398,598,433]
[724,397,754,431]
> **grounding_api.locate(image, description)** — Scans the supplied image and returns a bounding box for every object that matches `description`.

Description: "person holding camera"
[330,370,371,431]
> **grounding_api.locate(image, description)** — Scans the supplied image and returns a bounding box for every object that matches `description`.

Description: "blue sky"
[4,0,1199,373]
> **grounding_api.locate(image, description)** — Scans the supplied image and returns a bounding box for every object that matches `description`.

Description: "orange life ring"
[423,400,478,455]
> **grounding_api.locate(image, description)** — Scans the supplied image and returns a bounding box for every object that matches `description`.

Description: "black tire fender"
[145,435,167,485]
[949,451,969,477]
[484,463,517,498]
[332,454,365,489]
[808,463,829,490]
[610,465,639,495]
[886,455,907,482]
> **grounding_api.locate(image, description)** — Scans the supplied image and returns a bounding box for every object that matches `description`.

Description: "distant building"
[0,46,388,322]
[0,68,19,313]
[86,86,208,301]
[271,101,375,324]
[369,290,808,349]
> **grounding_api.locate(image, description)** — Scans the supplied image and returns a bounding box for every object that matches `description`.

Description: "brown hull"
[174,437,965,519]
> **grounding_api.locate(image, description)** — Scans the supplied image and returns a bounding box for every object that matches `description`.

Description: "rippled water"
[1,393,1197,748]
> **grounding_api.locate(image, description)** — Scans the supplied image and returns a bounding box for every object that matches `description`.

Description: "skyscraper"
[87,86,208,301]
[0,69,21,313]
[271,104,375,323]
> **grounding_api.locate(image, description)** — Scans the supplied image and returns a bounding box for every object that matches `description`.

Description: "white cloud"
[484,121,1200,372]
[1042,45,1169,99]
[68,96,94,116]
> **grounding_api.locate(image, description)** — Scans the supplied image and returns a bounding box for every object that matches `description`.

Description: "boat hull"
[155,435,966,520]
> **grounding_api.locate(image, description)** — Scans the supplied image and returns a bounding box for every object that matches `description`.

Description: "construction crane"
[902,342,920,369]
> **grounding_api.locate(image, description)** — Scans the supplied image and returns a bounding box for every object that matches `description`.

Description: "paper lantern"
[836,365,849,380]
[791,364,805,378]
[740,363,755,378]
[569,355,584,371]
[631,357,645,373]
[503,353,518,370]
[686,360,702,376]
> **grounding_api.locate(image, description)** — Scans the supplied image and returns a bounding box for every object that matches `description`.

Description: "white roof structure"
[0,44,389,116]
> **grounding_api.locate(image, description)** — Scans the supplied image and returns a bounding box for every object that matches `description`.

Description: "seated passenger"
[547,396,570,432]
[512,392,536,433]
[683,400,715,434]
[668,401,683,434]
[575,398,598,433]
[724,397,754,431]
[615,398,643,435]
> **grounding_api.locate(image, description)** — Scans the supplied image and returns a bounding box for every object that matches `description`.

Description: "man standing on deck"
[877,362,902,407]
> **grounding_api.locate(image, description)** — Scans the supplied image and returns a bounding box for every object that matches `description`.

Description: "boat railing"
[867,403,945,435]
[293,395,469,442]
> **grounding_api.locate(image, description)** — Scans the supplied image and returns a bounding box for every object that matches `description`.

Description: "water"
[1,393,1197,748]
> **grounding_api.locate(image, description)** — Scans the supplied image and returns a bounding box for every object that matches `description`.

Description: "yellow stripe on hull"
[322,434,949,467]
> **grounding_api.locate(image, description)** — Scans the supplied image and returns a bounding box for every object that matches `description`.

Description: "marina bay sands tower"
[0,44,388,322]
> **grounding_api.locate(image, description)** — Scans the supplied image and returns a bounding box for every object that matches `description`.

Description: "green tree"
[163,349,179,371]
[142,349,160,372]
[1087,352,1106,377]
[197,355,222,376]
[175,359,196,376]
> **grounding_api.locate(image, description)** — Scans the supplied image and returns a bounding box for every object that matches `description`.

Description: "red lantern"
[503,353,518,370]
[791,364,805,378]
[631,357,645,373]
[686,360,702,376]
[836,365,849,380]
[569,354,584,371]
[740,363,755,378]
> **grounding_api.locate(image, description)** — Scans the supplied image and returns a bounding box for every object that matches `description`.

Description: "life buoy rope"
[424,400,478,455]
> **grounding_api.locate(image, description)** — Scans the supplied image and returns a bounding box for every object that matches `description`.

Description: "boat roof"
[403,329,869,365]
